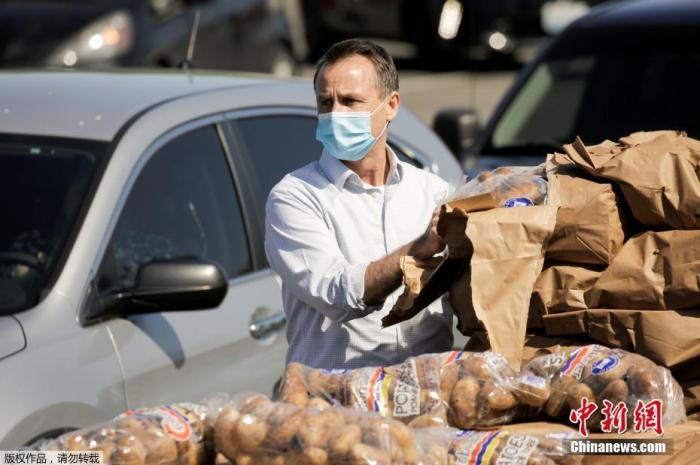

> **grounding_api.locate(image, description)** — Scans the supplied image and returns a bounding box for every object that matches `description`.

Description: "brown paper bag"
[563,130,700,229]
[455,204,558,369]
[383,256,466,327]
[542,309,700,372]
[393,256,444,312]
[530,264,602,326]
[546,154,627,265]
[585,230,700,310]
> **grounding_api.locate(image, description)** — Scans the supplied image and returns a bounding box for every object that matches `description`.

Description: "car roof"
[0,69,299,141]
[574,0,700,28]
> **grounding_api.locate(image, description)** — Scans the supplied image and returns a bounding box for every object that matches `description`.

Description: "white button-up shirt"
[265,146,453,369]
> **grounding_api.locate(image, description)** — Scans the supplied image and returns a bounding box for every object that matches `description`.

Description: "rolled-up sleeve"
[264,187,382,322]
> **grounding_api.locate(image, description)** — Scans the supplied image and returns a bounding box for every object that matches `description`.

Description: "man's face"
[315,55,397,140]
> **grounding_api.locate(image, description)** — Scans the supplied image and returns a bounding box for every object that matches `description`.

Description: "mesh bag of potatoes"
[414,427,582,465]
[212,392,425,465]
[447,166,548,208]
[513,344,687,431]
[39,403,214,465]
[279,354,447,428]
[279,351,525,430]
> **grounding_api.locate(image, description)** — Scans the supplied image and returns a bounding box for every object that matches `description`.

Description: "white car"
[0,69,461,447]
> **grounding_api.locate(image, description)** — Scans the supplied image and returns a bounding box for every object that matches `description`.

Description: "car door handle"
[249,307,286,340]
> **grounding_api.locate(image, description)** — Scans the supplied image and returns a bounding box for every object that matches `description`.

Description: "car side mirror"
[433,107,481,157]
[100,260,228,318]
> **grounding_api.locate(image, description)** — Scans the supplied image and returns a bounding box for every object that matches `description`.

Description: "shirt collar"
[319,146,404,190]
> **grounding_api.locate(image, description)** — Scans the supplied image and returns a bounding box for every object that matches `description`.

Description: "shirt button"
[372,191,381,198]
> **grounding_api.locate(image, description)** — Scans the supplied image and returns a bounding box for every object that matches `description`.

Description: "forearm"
[363,238,433,306]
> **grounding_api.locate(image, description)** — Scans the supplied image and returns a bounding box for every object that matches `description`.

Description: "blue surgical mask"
[315,99,389,161]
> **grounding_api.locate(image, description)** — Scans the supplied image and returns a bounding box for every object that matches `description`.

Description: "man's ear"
[386,91,401,122]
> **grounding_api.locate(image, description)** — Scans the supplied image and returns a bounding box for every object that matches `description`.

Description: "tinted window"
[0,137,106,313]
[486,26,700,155]
[99,126,250,292]
[230,113,425,266]
[231,115,323,214]
[231,114,422,212]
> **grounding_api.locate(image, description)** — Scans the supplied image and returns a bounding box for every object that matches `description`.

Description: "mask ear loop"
[372,95,391,140]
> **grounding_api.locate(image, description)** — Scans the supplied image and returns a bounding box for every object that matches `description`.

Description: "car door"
[99,119,287,409]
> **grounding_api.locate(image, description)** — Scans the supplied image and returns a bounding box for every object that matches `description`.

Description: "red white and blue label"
[561,346,598,379]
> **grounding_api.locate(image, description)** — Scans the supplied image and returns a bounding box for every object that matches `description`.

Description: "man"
[265,39,453,369]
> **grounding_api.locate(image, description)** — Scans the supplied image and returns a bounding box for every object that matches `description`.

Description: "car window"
[98,125,251,293]
[0,136,107,313]
[230,114,423,212]
[487,27,700,155]
[228,113,426,266]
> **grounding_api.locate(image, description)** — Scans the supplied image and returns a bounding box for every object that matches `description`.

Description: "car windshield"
[0,136,106,314]
[486,25,700,155]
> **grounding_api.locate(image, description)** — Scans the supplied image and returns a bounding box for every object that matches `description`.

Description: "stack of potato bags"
[34,346,690,464]
[384,130,700,419]
[530,130,700,418]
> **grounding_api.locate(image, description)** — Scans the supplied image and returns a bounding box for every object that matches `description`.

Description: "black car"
[0,0,307,75]
[433,0,700,174]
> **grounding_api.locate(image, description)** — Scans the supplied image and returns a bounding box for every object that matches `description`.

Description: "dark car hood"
[0,0,135,65]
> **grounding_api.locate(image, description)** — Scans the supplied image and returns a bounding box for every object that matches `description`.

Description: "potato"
[545,375,578,418]
[329,424,362,460]
[296,409,344,449]
[142,430,178,465]
[477,407,514,427]
[407,413,447,429]
[459,356,493,381]
[448,377,479,429]
[249,452,284,465]
[214,408,240,461]
[231,414,269,454]
[526,453,557,465]
[421,443,449,465]
[439,363,459,403]
[266,409,304,451]
[597,379,629,406]
[177,441,212,465]
[306,398,332,411]
[420,388,442,412]
[388,421,416,465]
[307,370,343,399]
[360,418,390,450]
[478,171,494,182]
[238,394,274,421]
[478,382,518,411]
[300,447,328,465]
[626,367,662,399]
[349,443,391,465]
[113,434,148,465]
[566,383,595,410]
[281,364,309,408]
[514,374,550,407]
[233,453,253,465]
